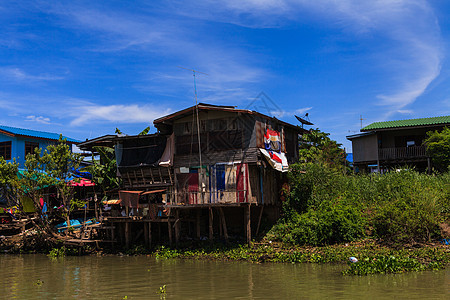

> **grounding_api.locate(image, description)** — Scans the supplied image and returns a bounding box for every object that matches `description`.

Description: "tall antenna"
[177,66,209,194]
[177,66,208,106]
[360,115,365,129]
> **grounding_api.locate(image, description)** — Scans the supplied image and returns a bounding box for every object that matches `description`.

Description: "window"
[0,141,11,160]
[25,141,39,156]
[406,140,415,147]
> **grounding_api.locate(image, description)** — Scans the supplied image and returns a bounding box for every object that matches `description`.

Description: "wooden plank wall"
[173,148,259,167]
[120,166,173,189]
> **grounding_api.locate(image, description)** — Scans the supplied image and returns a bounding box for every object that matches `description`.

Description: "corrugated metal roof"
[0,125,80,143]
[362,116,450,131]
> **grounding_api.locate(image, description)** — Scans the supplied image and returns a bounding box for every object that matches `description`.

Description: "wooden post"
[218,207,228,243]
[118,223,123,244]
[111,226,115,249]
[175,209,180,247]
[94,193,99,220]
[196,209,201,239]
[245,204,251,245]
[83,203,87,231]
[219,209,223,239]
[168,220,173,246]
[144,221,149,247]
[125,221,130,249]
[255,206,264,237]
[148,222,152,248]
[208,206,213,241]
[158,222,161,241]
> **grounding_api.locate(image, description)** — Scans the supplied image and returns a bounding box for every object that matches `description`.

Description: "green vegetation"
[157,285,167,294]
[265,128,450,247]
[425,127,450,172]
[150,240,449,275]
[298,128,348,172]
[48,246,67,258]
[343,254,443,275]
[272,164,449,246]
[34,279,44,286]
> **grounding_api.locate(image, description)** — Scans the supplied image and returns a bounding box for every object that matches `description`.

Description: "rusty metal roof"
[153,103,305,132]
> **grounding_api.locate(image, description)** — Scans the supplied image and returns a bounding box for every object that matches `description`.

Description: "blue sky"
[1,0,450,151]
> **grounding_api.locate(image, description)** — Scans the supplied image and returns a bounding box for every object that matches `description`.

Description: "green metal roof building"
[347,115,450,173]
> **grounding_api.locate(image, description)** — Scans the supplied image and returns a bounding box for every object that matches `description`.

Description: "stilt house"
[79,103,306,245]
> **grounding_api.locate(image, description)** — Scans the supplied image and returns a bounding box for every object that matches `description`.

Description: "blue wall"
[0,134,61,167]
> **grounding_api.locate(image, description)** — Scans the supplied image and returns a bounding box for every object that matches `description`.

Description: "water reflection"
[0,255,448,299]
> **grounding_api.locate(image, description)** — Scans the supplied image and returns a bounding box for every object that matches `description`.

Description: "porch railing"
[378,146,427,160]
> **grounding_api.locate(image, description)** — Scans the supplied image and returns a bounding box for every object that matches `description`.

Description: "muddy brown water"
[1,254,449,299]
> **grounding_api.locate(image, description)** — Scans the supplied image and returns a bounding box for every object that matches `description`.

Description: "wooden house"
[79,103,306,246]
[347,116,450,173]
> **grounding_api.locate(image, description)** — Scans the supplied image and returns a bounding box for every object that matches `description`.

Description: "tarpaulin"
[260,149,289,172]
[117,135,166,168]
[159,133,174,167]
[68,178,95,186]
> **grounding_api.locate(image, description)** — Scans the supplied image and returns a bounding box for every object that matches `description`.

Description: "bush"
[270,164,449,246]
[372,198,442,244]
[272,201,365,246]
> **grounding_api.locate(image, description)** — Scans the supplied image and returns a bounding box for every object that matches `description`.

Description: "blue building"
[0,125,80,167]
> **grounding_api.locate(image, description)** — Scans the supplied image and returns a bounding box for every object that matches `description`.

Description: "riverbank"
[149,239,450,275]
[1,229,449,275]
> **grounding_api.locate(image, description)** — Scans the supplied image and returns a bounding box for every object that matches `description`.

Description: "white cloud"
[0,67,64,81]
[295,107,312,115]
[38,3,266,104]
[173,0,442,113]
[25,115,51,124]
[67,102,172,126]
[396,109,413,114]
[267,107,312,118]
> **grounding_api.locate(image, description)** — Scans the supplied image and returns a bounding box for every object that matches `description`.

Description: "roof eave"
[361,123,449,132]
[153,104,302,131]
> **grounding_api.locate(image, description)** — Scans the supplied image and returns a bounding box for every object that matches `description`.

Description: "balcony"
[378,146,427,161]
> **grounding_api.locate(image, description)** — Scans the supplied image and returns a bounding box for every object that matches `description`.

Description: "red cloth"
[269,151,282,163]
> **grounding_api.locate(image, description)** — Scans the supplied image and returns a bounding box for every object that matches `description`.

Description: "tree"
[298,128,348,171]
[41,135,83,228]
[21,149,55,215]
[0,157,19,208]
[424,127,450,172]
[1,151,54,231]
[83,146,120,199]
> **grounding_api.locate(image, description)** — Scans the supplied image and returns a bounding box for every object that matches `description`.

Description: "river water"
[1,254,448,299]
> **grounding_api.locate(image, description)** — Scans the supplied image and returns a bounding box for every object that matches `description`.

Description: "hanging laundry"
[264,129,281,152]
[260,149,289,172]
